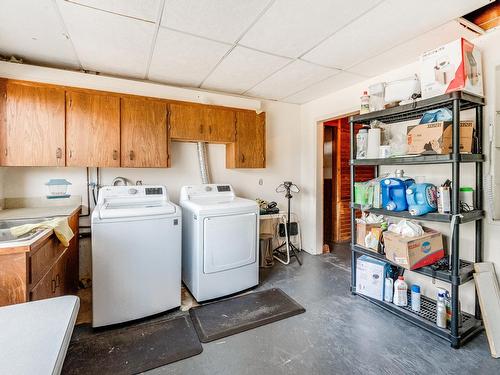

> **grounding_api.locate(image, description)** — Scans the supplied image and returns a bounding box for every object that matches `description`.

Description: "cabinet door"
[227,111,266,168]
[0,81,65,166]
[121,98,169,168]
[66,91,120,167]
[30,249,68,301]
[169,103,206,141]
[204,107,235,143]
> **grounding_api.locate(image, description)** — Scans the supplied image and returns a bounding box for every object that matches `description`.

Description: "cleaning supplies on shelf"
[384,277,394,303]
[354,182,373,206]
[356,128,368,159]
[387,219,424,238]
[411,284,421,312]
[378,145,391,158]
[437,180,452,214]
[436,290,448,328]
[360,91,370,114]
[366,128,381,159]
[393,276,408,307]
[406,182,438,216]
[381,170,415,211]
[459,187,474,209]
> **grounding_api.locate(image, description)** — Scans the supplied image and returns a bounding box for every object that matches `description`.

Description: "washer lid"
[99,199,176,219]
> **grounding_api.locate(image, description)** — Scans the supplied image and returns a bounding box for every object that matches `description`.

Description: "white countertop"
[0,296,80,375]
[0,205,80,220]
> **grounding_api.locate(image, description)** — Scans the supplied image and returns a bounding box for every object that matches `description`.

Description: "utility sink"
[0,218,53,243]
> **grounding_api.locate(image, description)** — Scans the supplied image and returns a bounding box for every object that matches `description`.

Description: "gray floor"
[149,245,499,375]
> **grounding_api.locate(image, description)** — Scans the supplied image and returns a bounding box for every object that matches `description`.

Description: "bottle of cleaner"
[436,291,447,328]
[360,91,370,114]
[393,276,408,307]
[356,128,368,159]
[384,277,394,303]
[411,284,421,312]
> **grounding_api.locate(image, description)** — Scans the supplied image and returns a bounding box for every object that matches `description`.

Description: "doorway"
[322,116,374,253]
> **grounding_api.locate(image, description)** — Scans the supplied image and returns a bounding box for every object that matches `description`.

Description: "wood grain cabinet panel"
[121,98,169,168]
[204,107,235,143]
[30,249,68,301]
[226,111,266,168]
[0,81,65,166]
[66,91,120,167]
[169,103,205,141]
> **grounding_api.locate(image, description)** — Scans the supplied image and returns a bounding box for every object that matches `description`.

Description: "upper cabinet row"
[0,80,265,169]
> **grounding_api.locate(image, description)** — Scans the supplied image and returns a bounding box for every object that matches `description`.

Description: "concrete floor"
[150,245,500,375]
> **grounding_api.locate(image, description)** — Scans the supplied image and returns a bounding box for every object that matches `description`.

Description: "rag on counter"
[10,217,74,247]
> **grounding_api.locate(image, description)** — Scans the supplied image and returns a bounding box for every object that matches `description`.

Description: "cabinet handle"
[199,124,203,134]
[55,274,60,287]
[4,149,7,157]
[51,279,56,293]
[113,150,118,160]
[69,150,73,159]
[129,150,135,160]
[240,154,245,163]
[208,125,212,134]
[56,147,62,159]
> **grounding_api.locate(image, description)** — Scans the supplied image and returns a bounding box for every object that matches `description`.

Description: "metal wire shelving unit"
[349,91,484,348]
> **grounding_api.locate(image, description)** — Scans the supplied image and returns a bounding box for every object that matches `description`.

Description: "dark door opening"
[322,116,374,253]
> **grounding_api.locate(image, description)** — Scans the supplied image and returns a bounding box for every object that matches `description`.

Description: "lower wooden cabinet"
[226,111,266,168]
[0,210,80,307]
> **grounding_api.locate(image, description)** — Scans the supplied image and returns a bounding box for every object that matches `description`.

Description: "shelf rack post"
[350,118,356,294]
[450,98,461,348]
[475,105,483,320]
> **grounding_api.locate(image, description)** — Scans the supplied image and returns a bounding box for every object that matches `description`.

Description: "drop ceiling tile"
[148,28,232,87]
[246,60,339,100]
[65,0,162,22]
[201,46,291,94]
[239,0,381,58]
[284,71,366,104]
[57,0,155,78]
[161,0,271,43]
[0,0,80,68]
[302,0,491,70]
[348,21,479,78]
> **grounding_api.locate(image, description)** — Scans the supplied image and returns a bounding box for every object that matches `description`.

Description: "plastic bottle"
[393,276,408,307]
[360,91,370,114]
[384,277,394,303]
[436,291,447,328]
[411,284,421,312]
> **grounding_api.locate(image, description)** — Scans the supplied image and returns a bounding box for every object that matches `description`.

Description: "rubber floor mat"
[189,288,305,343]
[62,315,202,375]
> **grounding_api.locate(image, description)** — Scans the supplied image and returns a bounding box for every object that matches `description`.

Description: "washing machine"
[180,184,259,302]
[91,185,181,327]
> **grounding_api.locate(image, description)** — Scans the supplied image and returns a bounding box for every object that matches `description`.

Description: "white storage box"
[384,76,421,103]
[356,255,389,301]
[420,38,483,99]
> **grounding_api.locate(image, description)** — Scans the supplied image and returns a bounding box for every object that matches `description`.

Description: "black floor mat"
[62,315,202,375]
[189,288,305,343]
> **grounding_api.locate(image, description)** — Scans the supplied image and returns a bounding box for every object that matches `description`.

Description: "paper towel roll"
[367,128,381,159]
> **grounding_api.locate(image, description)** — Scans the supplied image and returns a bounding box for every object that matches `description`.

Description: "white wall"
[299,29,500,312]
[0,64,301,225]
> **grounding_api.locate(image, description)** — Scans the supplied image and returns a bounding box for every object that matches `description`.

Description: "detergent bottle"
[380,170,415,211]
[406,182,438,216]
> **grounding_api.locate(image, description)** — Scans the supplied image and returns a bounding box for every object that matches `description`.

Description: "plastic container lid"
[411,285,421,293]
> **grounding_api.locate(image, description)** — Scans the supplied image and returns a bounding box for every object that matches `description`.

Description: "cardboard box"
[356,222,381,249]
[383,228,444,270]
[356,255,389,301]
[407,121,474,155]
[420,38,483,99]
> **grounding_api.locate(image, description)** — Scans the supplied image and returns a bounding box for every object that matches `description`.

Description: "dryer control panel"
[180,184,235,201]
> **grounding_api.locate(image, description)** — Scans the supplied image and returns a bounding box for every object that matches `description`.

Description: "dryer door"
[203,212,257,274]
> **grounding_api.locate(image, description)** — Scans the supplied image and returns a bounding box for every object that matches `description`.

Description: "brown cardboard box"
[356,222,381,249]
[407,121,474,155]
[382,227,444,270]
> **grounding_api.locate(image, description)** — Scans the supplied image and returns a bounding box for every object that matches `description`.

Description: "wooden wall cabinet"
[0,209,80,307]
[0,80,65,166]
[226,111,266,168]
[66,91,120,167]
[121,98,169,168]
[170,103,235,143]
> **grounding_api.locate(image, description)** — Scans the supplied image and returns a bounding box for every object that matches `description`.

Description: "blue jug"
[406,183,437,216]
[381,170,414,211]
